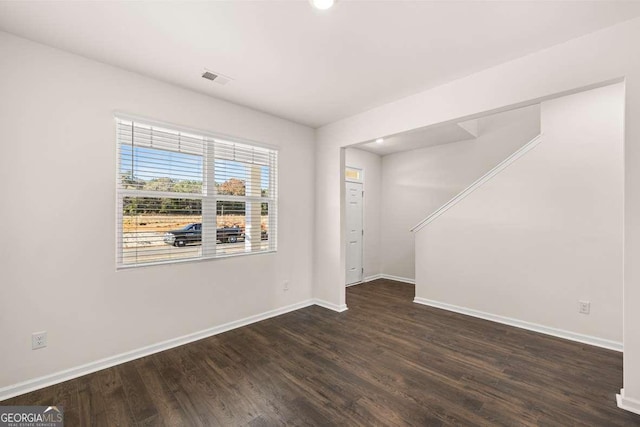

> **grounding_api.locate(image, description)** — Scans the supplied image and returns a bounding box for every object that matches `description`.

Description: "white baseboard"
[347,274,414,287]
[313,299,349,313]
[380,274,415,285]
[346,274,381,287]
[346,281,365,287]
[413,297,623,352]
[0,299,321,401]
[617,389,640,415]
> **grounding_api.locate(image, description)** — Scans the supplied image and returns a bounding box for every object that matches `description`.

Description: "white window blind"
[116,118,277,268]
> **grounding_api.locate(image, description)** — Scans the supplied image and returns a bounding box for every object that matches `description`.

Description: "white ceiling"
[356,120,477,156]
[1,1,639,128]
[354,103,540,156]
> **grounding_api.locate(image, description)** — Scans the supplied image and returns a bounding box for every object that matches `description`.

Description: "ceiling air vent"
[202,69,232,86]
[202,71,217,81]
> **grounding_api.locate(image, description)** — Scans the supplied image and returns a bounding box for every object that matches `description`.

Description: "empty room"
[2,1,640,425]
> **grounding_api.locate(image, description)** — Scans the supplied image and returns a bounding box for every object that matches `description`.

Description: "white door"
[346,181,363,285]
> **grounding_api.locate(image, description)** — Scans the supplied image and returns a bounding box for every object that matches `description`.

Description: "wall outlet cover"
[32,331,47,350]
[578,301,591,315]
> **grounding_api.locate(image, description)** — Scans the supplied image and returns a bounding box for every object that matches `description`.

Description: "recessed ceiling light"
[310,0,335,10]
[375,138,384,144]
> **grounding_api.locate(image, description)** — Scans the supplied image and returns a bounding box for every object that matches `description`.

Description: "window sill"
[116,249,277,271]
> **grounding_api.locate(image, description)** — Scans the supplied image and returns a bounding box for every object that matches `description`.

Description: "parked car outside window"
[163,223,267,247]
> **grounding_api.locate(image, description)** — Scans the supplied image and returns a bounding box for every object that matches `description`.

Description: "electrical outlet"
[283,280,289,291]
[578,301,591,315]
[32,331,47,350]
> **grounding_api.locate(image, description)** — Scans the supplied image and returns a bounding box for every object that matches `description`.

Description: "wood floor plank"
[53,379,80,427]
[117,360,158,424]
[94,366,137,426]
[77,374,109,427]
[2,279,640,425]
[133,357,191,427]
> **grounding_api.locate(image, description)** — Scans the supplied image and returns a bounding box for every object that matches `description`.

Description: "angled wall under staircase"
[413,83,624,348]
[380,105,541,280]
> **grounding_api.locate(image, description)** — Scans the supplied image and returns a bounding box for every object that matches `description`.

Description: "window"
[345,166,362,182]
[116,117,277,268]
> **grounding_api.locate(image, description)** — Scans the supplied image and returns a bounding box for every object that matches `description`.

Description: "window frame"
[115,113,278,269]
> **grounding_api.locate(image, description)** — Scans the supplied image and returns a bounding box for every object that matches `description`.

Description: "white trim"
[381,274,415,285]
[350,274,415,285]
[345,274,379,287]
[0,299,316,401]
[413,297,623,352]
[346,281,365,287]
[411,133,543,233]
[617,389,640,415]
[313,299,349,313]
[344,180,365,285]
[116,249,278,271]
[363,274,383,282]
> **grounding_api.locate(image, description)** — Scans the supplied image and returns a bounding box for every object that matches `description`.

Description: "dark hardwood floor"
[3,279,640,426]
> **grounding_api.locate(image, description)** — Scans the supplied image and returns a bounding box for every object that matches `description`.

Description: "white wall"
[315,17,640,408]
[415,83,624,344]
[0,32,315,391]
[381,105,540,280]
[345,148,382,281]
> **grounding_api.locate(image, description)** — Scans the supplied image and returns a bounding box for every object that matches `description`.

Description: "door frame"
[345,166,364,286]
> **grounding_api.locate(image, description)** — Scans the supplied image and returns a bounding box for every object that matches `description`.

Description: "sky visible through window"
[121,145,269,189]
